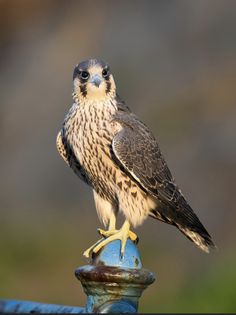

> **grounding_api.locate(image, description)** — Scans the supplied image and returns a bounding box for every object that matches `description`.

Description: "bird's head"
[72,59,116,103]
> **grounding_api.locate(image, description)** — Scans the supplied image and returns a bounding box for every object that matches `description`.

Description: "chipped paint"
[76,239,155,313]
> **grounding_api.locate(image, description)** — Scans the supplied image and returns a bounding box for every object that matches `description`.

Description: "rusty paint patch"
[75,265,155,285]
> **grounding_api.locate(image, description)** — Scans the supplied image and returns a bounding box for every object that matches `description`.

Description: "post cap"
[91,239,142,269]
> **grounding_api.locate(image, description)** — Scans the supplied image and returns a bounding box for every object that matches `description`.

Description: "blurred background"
[0,0,236,312]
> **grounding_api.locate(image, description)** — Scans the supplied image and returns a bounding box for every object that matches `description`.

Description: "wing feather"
[112,112,179,205]
[112,111,215,252]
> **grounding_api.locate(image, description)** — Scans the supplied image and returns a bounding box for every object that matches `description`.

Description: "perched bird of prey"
[57,58,215,258]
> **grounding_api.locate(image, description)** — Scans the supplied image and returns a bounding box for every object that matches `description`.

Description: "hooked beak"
[90,74,102,87]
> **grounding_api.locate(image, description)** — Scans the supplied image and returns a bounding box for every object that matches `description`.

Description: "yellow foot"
[83,238,104,258]
[83,220,135,259]
[97,228,138,243]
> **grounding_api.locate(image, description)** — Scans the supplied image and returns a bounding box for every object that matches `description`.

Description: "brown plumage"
[57,58,216,257]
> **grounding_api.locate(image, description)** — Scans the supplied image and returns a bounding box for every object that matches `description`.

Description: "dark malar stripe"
[106,81,111,94]
[80,84,87,97]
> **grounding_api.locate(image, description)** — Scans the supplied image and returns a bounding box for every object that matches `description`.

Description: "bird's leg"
[93,220,136,258]
[98,215,138,242]
[83,214,117,258]
[83,216,138,259]
[97,213,117,237]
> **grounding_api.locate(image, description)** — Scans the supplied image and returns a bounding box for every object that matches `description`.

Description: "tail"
[150,203,216,253]
[174,220,216,253]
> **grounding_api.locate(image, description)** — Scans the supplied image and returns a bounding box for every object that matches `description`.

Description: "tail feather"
[175,223,216,253]
[150,203,216,253]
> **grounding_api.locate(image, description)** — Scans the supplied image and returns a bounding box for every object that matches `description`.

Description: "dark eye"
[102,68,109,78]
[80,71,89,80]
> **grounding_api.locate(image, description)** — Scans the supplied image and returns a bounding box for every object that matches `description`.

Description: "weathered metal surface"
[92,238,142,269]
[0,239,156,313]
[0,299,84,313]
[75,239,156,313]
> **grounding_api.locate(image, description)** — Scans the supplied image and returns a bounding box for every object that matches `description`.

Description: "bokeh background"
[1,0,236,312]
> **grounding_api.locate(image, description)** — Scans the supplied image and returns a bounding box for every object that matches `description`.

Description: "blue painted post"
[0,239,155,313]
[76,239,156,313]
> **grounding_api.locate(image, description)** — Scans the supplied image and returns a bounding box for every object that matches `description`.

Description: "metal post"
[76,239,156,313]
[0,239,155,313]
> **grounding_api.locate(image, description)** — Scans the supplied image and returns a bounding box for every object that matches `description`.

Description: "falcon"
[57,58,215,258]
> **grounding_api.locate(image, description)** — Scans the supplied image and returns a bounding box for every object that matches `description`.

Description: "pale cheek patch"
[73,78,81,91]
